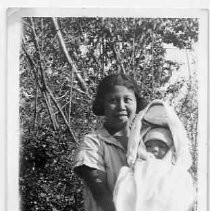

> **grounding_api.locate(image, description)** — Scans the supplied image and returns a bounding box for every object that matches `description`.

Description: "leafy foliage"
[20,17,198,211]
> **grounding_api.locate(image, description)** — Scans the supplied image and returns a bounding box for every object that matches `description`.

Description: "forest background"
[19,17,199,211]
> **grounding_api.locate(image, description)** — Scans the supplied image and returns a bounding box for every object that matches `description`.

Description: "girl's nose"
[118,99,126,109]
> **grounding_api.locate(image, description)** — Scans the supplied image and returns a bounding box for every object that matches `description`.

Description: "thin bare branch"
[22,19,33,29]
[21,40,43,90]
[55,91,70,101]
[52,17,88,93]
[29,17,41,55]
[43,91,59,130]
[150,30,155,97]
[22,40,58,130]
[185,49,192,82]
[55,86,92,101]
[109,41,126,74]
[28,19,63,132]
[41,18,44,55]
[29,18,48,91]
[114,45,126,74]
[46,86,78,143]
[71,87,92,99]
[33,86,39,130]
[23,36,85,142]
[68,70,74,124]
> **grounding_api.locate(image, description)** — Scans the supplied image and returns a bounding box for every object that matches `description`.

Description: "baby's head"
[92,74,147,116]
[143,127,173,159]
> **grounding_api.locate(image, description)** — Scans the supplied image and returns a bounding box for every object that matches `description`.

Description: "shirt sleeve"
[74,134,105,172]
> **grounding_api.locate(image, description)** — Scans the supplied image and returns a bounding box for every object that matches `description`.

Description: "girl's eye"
[124,97,133,103]
[108,98,117,103]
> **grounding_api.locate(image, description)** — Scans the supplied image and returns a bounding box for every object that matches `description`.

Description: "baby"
[143,127,173,160]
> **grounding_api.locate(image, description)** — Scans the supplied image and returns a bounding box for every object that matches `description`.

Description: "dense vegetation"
[19,17,198,211]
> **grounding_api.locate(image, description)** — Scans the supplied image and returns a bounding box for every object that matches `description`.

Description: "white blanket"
[113,100,195,211]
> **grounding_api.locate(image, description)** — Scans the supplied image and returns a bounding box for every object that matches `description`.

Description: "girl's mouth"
[116,113,128,117]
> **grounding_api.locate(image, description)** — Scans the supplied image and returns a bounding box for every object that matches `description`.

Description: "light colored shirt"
[74,126,127,211]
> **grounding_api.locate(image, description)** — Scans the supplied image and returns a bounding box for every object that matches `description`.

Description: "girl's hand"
[75,165,116,211]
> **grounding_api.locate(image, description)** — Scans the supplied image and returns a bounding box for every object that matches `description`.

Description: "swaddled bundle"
[113,100,195,211]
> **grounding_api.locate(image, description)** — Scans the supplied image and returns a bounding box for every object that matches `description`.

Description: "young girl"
[113,100,195,211]
[74,74,147,211]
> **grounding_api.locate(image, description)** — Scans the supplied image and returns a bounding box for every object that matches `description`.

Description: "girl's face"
[145,139,169,159]
[104,85,137,133]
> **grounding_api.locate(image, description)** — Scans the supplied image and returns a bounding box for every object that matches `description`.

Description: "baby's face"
[145,139,169,159]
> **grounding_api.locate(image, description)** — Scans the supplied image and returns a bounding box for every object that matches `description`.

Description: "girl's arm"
[75,165,115,211]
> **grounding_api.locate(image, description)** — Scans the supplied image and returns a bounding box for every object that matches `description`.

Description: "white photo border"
[6,8,209,211]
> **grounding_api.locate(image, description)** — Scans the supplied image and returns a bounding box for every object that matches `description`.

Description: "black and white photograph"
[6,8,209,211]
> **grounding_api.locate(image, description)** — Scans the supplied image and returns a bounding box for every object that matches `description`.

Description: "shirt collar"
[96,126,126,151]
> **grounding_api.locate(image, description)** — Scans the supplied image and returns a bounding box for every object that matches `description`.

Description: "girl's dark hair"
[92,74,148,116]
